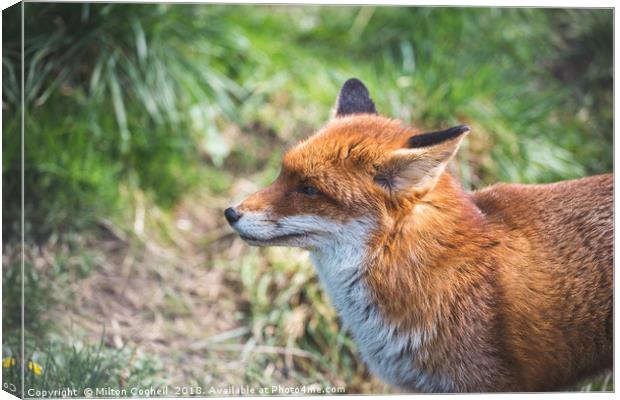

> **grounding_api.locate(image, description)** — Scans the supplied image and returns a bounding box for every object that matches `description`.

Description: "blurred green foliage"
[3,3,250,239]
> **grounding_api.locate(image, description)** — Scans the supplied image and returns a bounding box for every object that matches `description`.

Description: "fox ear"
[334,78,377,117]
[375,125,470,194]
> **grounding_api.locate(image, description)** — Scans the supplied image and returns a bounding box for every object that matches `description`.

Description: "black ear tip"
[341,78,368,92]
[336,78,377,116]
[407,124,471,148]
[455,124,471,134]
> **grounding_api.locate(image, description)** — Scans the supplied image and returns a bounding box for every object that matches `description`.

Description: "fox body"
[225,79,613,392]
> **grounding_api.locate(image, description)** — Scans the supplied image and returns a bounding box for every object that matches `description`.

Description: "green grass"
[3,3,251,239]
[2,336,163,398]
[2,4,613,395]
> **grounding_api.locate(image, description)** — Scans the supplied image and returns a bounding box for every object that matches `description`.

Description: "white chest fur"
[309,220,453,393]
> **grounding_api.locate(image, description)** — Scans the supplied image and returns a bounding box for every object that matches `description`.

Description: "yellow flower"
[28,361,42,376]
[2,357,16,368]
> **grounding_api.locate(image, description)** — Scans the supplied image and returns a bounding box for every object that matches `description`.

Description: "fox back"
[225,78,613,392]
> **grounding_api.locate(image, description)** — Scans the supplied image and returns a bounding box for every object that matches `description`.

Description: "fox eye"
[299,185,321,196]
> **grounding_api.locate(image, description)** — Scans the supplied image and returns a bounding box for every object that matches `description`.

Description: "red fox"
[225,78,613,392]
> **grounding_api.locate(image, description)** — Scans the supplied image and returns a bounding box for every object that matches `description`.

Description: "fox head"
[225,78,469,250]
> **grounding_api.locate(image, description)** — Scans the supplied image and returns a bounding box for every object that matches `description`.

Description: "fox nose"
[224,207,242,225]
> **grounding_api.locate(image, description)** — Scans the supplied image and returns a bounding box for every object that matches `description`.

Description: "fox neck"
[309,219,372,320]
[309,221,437,390]
[308,174,488,392]
[365,174,490,330]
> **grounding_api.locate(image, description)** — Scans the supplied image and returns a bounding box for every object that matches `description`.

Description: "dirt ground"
[46,191,240,385]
